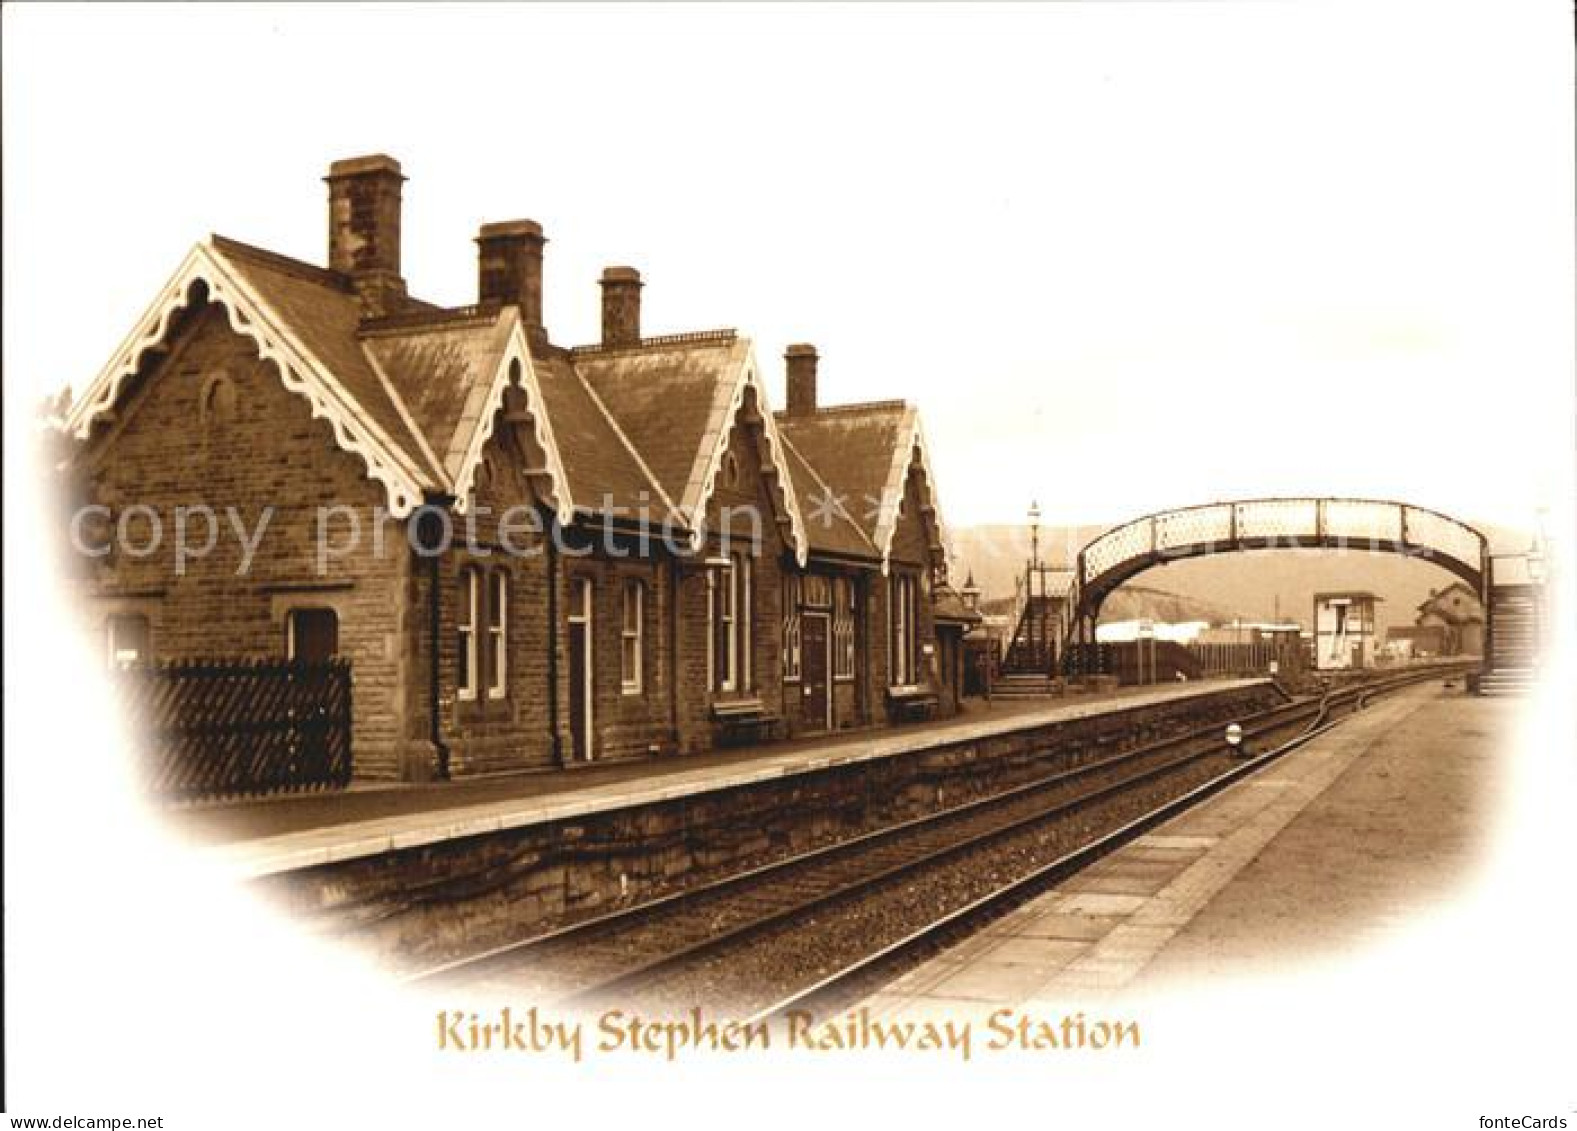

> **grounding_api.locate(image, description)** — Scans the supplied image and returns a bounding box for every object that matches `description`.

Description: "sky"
[4,2,1573,533]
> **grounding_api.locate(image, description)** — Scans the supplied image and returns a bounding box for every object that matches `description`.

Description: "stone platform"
[175,677,1281,969]
[185,677,1272,881]
[861,679,1503,1016]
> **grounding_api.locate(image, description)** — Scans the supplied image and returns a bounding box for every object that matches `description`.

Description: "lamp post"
[1029,500,1041,566]
[1028,500,1042,666]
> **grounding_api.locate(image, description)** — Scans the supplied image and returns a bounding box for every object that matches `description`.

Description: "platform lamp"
[1028,500,1042,574]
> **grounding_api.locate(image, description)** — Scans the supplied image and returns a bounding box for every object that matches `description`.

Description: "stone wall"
[76,302,417,780]
[255,682,1285,968]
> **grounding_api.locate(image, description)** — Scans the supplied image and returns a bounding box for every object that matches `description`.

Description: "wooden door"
[801,613,831,732]
[568,580,593,761]
[288,608,338,662]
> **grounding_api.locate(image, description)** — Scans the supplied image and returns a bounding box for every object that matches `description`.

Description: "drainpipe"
[421,498,454,781]
[669,553,681,750]
[546,505,563,768]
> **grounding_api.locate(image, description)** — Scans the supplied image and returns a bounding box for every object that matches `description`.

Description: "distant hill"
[951,517,1529,635]
[1098,585,1237,625]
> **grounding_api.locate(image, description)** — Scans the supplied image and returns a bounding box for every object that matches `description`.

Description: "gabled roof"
[64,237,575,521]
[1417,580,1480,612]
[933,583,983,626]
[360,307,515,484]
[775,400,945,573]
[65,232,949,578]
[212,237,446,489]
[574,334,807,562]
[573,334,745,515]
[530,348,670,519]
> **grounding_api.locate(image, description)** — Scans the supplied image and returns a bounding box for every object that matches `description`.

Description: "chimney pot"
[325,154,407,316]
[599,267,643,348]
[476,220,547,336]
[785,343,819,416]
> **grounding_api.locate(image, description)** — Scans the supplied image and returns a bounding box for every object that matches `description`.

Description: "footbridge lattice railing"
[1057,497,1489,677]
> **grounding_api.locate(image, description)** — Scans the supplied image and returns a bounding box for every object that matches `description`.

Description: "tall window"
[621,578,644,694]
[708,553,754,694]
[106,613,149,668]
[487,570,508,699]
[458,567,480,700]
[737,552,752,691]
[783,574,802,682]
[889,574,918,686]
[833,577,856,680]
[286,608,338,663]
[709,560,735,692]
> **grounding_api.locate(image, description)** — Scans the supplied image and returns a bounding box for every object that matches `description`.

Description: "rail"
[745,662,1465,1022]
[407,666,1466,1005]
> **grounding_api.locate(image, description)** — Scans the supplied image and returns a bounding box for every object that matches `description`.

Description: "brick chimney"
[785,343,819,416]
[599,267,643,348]
[325,155,407,316]
[476,220,547,340]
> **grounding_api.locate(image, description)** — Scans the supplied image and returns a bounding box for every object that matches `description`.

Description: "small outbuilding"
[1313,590,1380,671]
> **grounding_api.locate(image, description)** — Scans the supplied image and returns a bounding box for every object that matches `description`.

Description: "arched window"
[833,577,856,680]
[889,574,918,687]
[199,372,238,426]
[487,569,508,699]
[621,578,644,694]
[707,551,753,694]
[458,567,480,700]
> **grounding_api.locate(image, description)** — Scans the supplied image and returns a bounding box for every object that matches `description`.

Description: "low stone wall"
[254,682,1285,969]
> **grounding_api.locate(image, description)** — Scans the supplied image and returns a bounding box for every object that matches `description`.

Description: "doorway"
[801,612,832,733]
[568,578,593,761]
[287,608,339,662]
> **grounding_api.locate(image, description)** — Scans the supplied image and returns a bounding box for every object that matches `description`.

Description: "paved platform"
[862,680,1503,1017]
[179,677,1268,880]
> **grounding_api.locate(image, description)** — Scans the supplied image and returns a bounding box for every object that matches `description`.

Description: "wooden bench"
[711,698,781,746]
[886,685,940,724]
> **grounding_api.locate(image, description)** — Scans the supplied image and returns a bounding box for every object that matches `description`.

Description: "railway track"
[409,665,1466,1016]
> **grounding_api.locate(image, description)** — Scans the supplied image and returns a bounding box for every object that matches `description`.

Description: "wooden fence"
[1063,640,1307,684]
[1187,641,1308,679]
[112,658,352,801]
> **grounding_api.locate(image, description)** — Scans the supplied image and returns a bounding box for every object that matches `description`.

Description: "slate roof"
[775,400,943,567]
[775,401,909,544]
[572,335,747,521]
[777,432,880,560]
[529,347,665,517]
[69,233,941,572]
[360,307,513,482]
